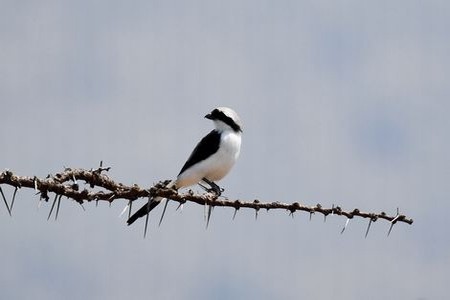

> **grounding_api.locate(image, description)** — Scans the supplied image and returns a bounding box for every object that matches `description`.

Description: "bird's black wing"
[178,130,221,176]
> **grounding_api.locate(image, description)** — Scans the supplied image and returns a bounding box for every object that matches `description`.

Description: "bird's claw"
[208,186,222,196]
[199,178,223,196]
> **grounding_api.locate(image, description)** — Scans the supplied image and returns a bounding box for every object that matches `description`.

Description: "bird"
[126,107,242,232]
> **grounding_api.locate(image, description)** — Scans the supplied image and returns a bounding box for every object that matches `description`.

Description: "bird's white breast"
[176,130,241,188]
[206,130,241,180]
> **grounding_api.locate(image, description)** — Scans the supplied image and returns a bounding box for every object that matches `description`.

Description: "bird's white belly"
[176,131,241,188]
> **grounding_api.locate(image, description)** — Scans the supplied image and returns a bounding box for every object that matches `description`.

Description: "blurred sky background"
[1,0,449,299]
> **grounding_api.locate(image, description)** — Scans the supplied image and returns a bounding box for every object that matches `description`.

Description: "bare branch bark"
[0,167,414,231]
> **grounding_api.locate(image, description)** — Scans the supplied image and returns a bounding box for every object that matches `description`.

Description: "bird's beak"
[205,113,213,120]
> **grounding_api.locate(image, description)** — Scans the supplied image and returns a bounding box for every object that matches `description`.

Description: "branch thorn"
[128,200,133,219]
[143,197,151,238]
[206,204,213,229]
[48,194,58,221]
[159,199,169,227]
[365,218,373,238]
[341,218,350,234]
[10,186,19,212]
[387,208,401,237]
[232,208,239,220]
[55,195,62,220]
[119,202,129,217]
[175,201,184,212]
[33,177,38,192]
[0,186,11,216]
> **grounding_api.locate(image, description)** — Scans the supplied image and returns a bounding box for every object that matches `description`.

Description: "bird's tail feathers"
[126,197,161,225]
[126,180,177,226]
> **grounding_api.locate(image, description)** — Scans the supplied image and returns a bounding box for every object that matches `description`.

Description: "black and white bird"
[126,107,242,228]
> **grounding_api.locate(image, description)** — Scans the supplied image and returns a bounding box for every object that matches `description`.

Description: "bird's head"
[205,107,242,133]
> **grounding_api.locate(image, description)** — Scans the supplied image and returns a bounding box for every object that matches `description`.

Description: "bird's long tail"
[126,180,176,226]
[126,198,162,225]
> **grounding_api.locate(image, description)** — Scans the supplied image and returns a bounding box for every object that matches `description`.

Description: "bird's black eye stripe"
[210,109,220,118]
[213,110,241,132]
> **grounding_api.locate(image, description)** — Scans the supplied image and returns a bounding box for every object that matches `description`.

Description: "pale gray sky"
[1,1,449,299]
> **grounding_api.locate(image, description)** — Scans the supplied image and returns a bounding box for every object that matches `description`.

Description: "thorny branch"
[0,166,413,235]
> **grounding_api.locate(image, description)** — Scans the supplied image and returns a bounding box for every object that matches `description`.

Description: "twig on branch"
[0,167,413,234]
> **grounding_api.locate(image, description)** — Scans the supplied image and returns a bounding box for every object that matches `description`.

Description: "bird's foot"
[199,178,223,197]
